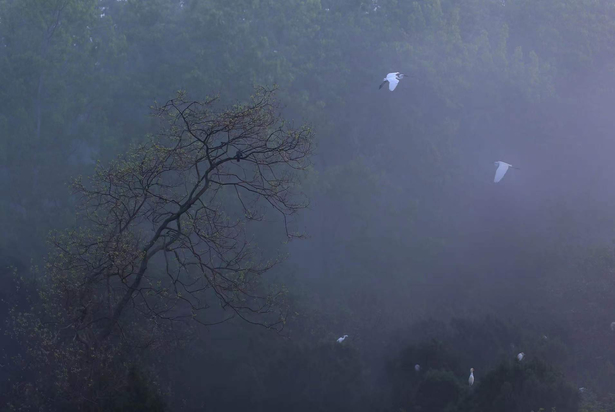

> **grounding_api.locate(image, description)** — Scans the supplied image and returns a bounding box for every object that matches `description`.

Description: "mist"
[1,0,615,411]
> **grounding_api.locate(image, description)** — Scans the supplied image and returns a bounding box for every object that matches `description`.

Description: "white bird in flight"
[414,364,421,372]
[494,161,519,183]
[379,72,407,91]
[610,322,615,331]
[337,335,348,343]
[468,368,474,386]
[517,352,525,361]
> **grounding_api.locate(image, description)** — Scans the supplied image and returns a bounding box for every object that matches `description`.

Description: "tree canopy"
[2,0,615,410]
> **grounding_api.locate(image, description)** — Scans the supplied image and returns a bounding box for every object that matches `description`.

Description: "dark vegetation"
[1,0,615,410]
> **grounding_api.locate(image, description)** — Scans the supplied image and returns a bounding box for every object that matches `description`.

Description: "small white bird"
[610,321,615,331]
[379,72,408,91]
[468,368,474,386]
[517,352,525,361]
[579,387,586,393]
[337,335,348,343]
[414,364,421,372]
[494,161,519,183]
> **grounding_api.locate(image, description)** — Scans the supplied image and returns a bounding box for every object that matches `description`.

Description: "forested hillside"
[2,0,615,411]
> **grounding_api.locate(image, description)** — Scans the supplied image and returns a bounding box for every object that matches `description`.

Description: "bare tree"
[44,86,313,346]
[7,86,311,411]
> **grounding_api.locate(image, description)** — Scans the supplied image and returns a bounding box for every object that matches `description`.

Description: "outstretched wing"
[388,77,399,91]
[494,163,509,183]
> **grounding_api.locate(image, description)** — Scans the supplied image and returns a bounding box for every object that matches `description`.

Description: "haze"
[1,1,615,411]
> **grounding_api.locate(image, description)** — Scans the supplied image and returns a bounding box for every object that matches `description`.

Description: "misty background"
[2,0,615,411]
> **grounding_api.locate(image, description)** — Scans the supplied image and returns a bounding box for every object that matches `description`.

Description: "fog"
[1,0,615,411]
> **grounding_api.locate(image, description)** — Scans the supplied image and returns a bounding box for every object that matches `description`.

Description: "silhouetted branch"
[44,86,311,345]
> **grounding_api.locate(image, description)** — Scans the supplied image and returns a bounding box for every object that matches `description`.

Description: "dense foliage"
[2,0,615,410]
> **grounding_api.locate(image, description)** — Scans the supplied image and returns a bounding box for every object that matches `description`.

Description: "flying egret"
[494,161,519,183]
[517,352,525,361]
[379,72,407,91]
[579,387,586,393]
[414,364,421,372]
[468,368,474,386]
[337,335,348,343]
[610,321,615,331]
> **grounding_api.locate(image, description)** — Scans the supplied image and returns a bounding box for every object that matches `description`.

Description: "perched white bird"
[337,335,348,343]
[610,322,615,331]
[468,368,474,386]
[379,72,407,91]
[494,161,519,183]
[414,364,421,372]
[517,352,525,361]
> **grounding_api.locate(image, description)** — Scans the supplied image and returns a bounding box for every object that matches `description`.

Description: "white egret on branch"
[468,368,474,386]
[379,72,407,91]
[337,335,348,343]
[414,364,420,372]
[494,161,519,183]
[517,352,525,361]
